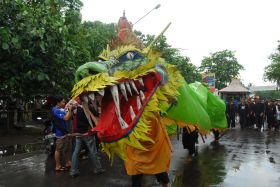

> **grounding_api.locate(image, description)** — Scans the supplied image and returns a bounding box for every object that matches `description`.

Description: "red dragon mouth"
[85,72,162,143]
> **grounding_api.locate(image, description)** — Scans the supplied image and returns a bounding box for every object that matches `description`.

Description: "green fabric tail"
[166,82,227,130]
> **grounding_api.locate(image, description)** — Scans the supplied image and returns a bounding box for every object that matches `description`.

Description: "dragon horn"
[106,44,110,53]
[143,22,171,54]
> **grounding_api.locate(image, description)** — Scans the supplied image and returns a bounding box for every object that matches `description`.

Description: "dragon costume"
[71,13,227,176]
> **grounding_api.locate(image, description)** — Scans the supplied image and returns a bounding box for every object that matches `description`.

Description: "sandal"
[55,166,67,172]
[65,165,71,170]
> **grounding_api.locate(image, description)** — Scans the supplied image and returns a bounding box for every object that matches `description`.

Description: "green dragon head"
[71,14,184,159]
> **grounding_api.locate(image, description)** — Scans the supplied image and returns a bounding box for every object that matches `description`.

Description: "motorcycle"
[43,119,56,155]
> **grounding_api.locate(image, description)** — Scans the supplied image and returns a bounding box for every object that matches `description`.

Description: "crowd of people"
[226,96,280,131]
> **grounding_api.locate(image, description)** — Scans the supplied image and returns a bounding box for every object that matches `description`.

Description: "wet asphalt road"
[172,128,280,187]
[1,128,280,187]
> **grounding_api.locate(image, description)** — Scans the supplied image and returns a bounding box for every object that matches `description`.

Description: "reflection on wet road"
[0,151,132,187]
[1,129,280,187]
[172,129,280,187]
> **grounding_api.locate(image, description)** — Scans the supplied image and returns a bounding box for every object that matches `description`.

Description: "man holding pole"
[69,95,105,178]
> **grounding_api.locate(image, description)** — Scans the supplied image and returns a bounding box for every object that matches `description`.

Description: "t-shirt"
[52,106,70,138]
[253,103,265,116]
[75,106,98,133]
[76,106,90,133]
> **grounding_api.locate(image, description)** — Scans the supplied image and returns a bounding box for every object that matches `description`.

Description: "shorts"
[55,136,71,152]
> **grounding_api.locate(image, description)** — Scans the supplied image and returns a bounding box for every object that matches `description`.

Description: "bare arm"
[63,106,73,120]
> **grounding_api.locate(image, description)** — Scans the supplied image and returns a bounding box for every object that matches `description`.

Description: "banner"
[202,73,215,93]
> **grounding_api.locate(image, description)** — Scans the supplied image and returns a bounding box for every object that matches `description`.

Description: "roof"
[219,79,249,93]
[250,86,277,92]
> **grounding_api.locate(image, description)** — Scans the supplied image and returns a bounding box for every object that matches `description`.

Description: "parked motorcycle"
[43,119,56,155]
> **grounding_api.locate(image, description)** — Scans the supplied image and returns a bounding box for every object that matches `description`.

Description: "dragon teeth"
[125,82,132,96]
[130,81,139,95]
[82,102,94,128]
[138,78,144,87]
[98,89,105,96]
[114,107,120,118]
[137,96,142,111]
[114,108,128,129]
[118,116,129,129]
[140,90,145,101]
[111,85,120,115]
[88,93,95,102]
[119,83,128,101]
[129,106,136,120]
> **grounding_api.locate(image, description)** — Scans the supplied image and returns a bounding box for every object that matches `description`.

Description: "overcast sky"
[81,0,280,86]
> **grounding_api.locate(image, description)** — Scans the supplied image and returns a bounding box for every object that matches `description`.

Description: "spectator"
[253,96,265,131]
[238,98,248,129]
[226,99,237,128]
[265,99,276,131]
[17,98,25,123]
[33,97,42,120]
[246,98,255,128]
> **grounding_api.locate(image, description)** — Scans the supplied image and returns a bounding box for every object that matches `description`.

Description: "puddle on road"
[223,159,280,187]
[171,132,280,187]
[172,142,227,187]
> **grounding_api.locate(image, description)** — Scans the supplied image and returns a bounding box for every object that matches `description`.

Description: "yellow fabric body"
[124,113,172,175]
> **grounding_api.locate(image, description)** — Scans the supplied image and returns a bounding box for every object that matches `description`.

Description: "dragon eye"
[118,51,143,63]
[126,52,134,60]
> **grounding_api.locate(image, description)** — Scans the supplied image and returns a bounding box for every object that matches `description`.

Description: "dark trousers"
[212,129,220,141]
[267,117,275,129]
[246,115,253,128]
[228,115,235,128]
[240,115,246,129]
[255,115,263,130]
[132,172,169,187]
[182,128,198,155]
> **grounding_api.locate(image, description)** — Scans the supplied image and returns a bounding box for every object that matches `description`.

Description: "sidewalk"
[0,120,44,146]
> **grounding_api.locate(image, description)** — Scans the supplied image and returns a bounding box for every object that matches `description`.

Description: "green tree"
[168,55,201,83]
[135,31,200,83]
[81,21,116,61]
[0,0,116,97]
[255,90,280,99]
[0,0,84,97]
[199,50,244,89]
[264,42,280,89]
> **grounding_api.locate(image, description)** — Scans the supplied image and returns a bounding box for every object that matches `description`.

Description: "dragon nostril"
[88,69,98,75]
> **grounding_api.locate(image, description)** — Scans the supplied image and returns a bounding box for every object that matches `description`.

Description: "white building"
[250,86,277,92]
